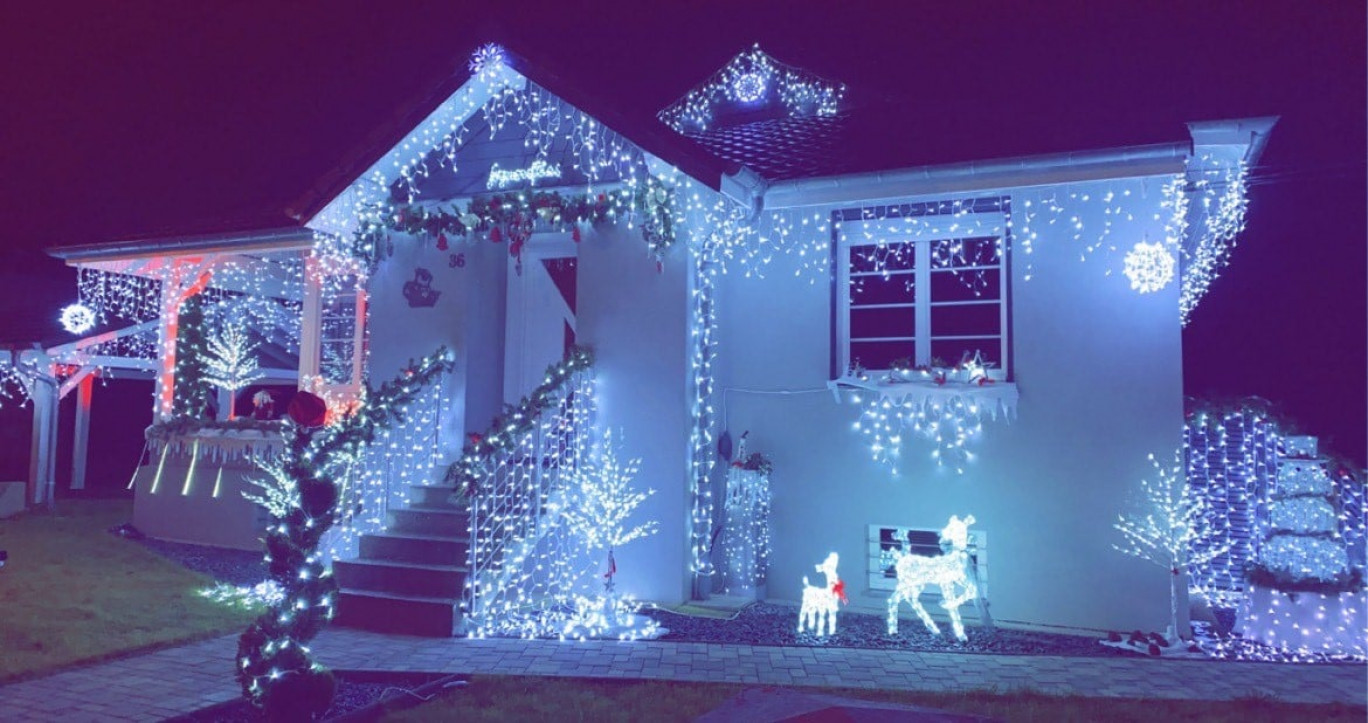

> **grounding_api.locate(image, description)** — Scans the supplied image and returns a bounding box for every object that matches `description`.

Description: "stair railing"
[464,370,595,633]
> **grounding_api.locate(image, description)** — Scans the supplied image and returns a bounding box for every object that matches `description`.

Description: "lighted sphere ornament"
[1123,240,1176,294]
[59,303,96,334]
[731,71,767,103]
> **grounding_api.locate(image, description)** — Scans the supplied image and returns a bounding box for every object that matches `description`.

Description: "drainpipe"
[719,165,770,221]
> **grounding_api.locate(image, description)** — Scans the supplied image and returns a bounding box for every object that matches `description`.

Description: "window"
[835,203,1010,378]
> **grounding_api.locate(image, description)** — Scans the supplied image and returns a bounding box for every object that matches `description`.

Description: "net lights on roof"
[659,45,846,134]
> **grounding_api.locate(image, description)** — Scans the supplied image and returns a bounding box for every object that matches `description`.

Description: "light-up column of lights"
[1179,160,1249,326]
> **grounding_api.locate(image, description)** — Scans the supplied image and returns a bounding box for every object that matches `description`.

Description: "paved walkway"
[1,630,1364,722]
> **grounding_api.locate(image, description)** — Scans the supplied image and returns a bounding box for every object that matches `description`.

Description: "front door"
[503,236,577,404]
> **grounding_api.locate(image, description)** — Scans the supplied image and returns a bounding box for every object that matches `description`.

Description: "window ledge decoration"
[829,373,1019,475]
[145,417,287,461]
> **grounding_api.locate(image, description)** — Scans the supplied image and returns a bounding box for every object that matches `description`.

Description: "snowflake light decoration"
[469,43,506,76]
[59,303,97,334]
[730,71,767,103]
[1123,240,1176,293]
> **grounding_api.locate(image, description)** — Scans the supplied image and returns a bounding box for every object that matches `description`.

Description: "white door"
[503,236,578,404]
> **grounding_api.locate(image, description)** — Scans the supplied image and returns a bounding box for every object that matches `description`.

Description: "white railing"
[465,371,595,636]
[323,374,447,562]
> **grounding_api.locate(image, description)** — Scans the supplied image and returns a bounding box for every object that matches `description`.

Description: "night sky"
[0,2,1363,470]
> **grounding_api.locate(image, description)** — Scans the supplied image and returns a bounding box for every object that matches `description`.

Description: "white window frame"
[867,523,988,598]
[836,213,1009,378]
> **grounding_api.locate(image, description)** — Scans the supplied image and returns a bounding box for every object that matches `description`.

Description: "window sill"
[827,373,1019,418]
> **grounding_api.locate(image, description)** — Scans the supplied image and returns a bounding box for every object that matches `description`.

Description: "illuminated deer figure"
[798,552,846,636]
[886,514,978,641]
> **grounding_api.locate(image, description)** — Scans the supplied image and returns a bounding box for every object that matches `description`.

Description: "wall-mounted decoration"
[402,267,441,308]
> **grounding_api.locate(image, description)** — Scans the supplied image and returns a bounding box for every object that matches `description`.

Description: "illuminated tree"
[203,323,263,418]
[1114,449,1230,642]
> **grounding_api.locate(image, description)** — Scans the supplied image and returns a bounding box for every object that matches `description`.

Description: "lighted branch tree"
[235,347,453,720]
[203,323,264,419]
[1113,450,1230,642]
[559,427,658,634]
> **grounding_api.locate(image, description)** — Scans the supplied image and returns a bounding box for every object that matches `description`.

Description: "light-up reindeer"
[798,552,847,636]
[886,514,978,641]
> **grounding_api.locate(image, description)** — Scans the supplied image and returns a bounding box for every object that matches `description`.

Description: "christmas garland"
[445,345,594,499]
[235,347,453,720]
[146,416,285,443]
[355,178,678,263]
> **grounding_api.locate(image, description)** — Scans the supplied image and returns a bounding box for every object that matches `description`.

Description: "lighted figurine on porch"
[886,514,979,641]
[250,390,275,420]
[798,552,846,636]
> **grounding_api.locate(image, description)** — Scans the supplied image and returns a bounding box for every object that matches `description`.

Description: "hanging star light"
[1123,240,1176,293]
[59,303,97,334]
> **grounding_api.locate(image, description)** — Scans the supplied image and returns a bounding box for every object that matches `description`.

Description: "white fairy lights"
[1123,240,1176,293]
[59,303,97,334]
[659,44,845,134]
[886,514,980,641]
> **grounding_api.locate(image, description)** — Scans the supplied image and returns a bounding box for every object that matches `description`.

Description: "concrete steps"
[334,484,470,637]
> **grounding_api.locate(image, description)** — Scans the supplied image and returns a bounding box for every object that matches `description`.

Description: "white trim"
[836,215,1009,376]
[867,523,988,598]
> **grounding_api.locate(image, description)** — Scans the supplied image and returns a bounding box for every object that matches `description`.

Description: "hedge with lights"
[446,345,594,500]
[173,294,214,418]
[235,346,453,720]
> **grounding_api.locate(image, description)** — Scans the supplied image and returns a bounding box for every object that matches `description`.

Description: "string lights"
[658,44,846,134]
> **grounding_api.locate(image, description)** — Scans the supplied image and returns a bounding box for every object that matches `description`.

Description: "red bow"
[831,579,848,605]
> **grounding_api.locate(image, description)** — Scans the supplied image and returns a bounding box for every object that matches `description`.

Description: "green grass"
[381,676,1367,722]
[0,498,260,682]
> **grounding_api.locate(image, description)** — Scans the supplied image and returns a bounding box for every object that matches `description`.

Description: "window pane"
[850,242,915,273]
[850,274,915,305]
[930,302,1000,337]
[930,236,1000,269]
[850,306,915,338]
[930,338,1001,369]
[851,340,915,371]
[931,268,1000,302]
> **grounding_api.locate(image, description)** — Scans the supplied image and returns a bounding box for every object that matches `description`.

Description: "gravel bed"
[135,536,268,587]
[646,602,1133,658]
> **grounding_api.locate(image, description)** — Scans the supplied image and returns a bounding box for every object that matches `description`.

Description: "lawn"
[381,675,1367,722]
[0,498,259,682]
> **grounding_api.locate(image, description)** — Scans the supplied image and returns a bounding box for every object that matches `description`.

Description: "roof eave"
[761,142,1193,209]
[48,226,316,266]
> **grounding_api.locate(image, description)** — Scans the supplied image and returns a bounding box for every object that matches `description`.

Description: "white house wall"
[576,225,693,605]
[714,177,1182,633]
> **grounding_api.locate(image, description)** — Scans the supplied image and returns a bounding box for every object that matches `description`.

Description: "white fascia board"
[764,142,1190,209]
[306,64,530,236]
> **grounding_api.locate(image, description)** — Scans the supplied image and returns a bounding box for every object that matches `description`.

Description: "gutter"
[48,227,317,265]
[758,142,1191,209]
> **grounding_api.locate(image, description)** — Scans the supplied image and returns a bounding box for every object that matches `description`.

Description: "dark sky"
[0,1,1363,465]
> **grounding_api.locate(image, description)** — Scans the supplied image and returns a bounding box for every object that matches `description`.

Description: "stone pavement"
[1,630,1364,722]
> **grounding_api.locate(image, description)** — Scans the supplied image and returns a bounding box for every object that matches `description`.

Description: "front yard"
[0,498,259,682]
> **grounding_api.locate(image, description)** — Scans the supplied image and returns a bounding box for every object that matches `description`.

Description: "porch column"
[25,362,58,509]
[70,373,94,490]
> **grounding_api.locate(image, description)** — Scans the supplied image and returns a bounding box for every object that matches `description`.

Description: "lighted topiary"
[235,347,453,719]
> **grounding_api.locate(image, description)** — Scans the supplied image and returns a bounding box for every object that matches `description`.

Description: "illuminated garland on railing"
[445,346,594,499]
[234,347,453,720]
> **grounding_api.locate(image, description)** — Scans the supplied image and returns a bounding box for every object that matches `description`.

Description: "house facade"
[42,44,1274,636]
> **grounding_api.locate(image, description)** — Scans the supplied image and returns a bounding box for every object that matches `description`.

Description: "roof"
[48,40,1212,262]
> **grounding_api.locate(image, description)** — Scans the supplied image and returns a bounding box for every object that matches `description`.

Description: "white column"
[70,374,94,490]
